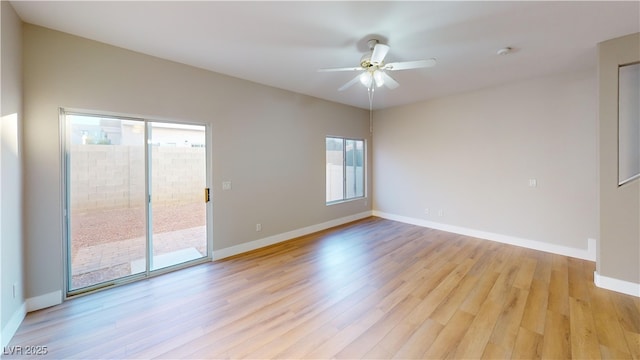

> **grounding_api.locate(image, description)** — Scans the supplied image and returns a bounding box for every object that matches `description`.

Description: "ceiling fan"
[319,39,436,91]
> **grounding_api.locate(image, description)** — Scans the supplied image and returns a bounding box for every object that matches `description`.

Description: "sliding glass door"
[64,111,209,294]
[148,122,207,271]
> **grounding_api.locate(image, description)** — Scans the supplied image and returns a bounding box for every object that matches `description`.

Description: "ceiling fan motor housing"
[361,39,383,68]
[360,54,375,69]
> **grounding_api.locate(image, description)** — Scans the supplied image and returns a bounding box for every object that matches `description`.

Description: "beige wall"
[598,33,640,286]
[373,70,598,253]
[22,25,370,302]
[1,0,25,345]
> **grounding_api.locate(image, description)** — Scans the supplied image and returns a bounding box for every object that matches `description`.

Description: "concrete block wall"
[151,146,206,205]
[70,145,205,211]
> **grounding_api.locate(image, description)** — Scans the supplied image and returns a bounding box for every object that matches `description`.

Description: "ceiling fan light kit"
[359,72,372,87]
[358,69,385,89]
[373,70,385,87]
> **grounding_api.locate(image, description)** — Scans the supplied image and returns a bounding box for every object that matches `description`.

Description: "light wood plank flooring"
[6,217,640,359]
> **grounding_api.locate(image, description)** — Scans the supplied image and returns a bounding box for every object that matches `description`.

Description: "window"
[326,136,365,203]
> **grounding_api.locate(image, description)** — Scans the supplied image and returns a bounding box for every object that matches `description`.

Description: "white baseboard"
[0,292,61,349]
[213,211,373,260]
[25,290,62,312]
[594,271,640,297]
[373,211,595,261]
[1,302,25,348]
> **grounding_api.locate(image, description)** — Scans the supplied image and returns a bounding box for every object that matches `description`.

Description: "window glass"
[326,137,364,203]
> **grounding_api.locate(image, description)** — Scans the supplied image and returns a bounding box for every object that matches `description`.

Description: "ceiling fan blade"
[384,58,436,71]
[318,66,362,72]
[371,43,390,64]
[338,74,362,91]
[381,72,399,89]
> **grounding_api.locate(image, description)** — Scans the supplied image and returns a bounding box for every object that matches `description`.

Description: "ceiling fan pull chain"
[368,86,374,133]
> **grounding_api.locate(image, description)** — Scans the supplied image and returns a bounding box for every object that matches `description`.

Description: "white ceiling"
[10,1,640,110]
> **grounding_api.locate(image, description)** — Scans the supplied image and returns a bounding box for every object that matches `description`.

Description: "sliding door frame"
[61,108,212,298]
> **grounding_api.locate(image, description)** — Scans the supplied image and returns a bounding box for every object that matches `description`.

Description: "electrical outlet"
[256,223,262,232]
[222,181,232,190]
[12,282,17,299]
[438,209,444,217]
[424,208,430,215]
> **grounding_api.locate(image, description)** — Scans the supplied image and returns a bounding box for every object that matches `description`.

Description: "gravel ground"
[70,202,206,257]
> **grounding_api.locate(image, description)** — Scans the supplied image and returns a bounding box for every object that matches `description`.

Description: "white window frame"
[326,136,365,204]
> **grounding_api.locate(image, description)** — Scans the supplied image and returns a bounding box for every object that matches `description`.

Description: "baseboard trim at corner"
[1,291,63,348]
[594,271,640,297]
[212,211,373,260]
[1,302,26,348]
[373,211,595,261]
[26,290,63,312]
